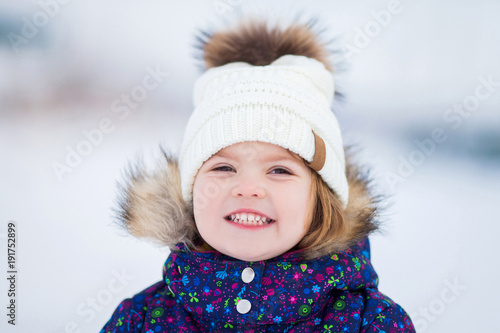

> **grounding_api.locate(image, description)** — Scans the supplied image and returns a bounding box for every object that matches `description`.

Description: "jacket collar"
[162,238,378,326]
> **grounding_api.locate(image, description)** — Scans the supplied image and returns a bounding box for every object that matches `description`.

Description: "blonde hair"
[296,168,346,259]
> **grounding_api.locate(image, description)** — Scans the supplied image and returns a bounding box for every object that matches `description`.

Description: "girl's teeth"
[229,213,273,225]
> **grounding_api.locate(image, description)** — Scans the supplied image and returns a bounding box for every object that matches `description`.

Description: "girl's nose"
[231,174,266,198]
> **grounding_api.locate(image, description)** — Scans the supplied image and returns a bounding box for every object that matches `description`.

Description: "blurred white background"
[0,0,499,332]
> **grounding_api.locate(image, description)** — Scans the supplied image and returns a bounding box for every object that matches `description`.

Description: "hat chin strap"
[307,131,326,171]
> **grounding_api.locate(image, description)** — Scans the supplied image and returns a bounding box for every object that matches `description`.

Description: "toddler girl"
[101,17,415,332]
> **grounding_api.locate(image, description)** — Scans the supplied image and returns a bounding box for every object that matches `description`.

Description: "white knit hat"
[179,54,349,208]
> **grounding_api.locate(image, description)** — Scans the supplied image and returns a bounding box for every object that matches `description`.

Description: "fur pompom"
[195,18,333,72]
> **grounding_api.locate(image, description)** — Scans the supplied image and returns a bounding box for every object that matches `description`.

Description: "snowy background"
[1,0,499,332]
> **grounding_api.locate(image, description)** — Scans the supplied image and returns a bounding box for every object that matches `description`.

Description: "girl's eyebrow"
[213,150,238,159]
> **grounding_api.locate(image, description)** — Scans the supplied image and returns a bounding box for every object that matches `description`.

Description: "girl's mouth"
[224,213,276,227]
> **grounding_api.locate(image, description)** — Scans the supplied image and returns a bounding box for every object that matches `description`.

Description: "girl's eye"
[271,168,292,175]
[212,166,292,175]
[213,166,234,172]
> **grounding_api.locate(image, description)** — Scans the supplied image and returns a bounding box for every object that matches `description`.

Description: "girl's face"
[192,141,314,261]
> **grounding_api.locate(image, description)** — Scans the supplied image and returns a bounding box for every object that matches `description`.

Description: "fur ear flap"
[112,146,198,250]
[196,18,332,71]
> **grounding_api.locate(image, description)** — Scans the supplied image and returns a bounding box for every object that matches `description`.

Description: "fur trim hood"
[113,145,384,260]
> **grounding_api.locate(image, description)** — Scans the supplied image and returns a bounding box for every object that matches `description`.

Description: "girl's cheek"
[193,191,212,212]
[193,179,229,206]
[203,176,232,192]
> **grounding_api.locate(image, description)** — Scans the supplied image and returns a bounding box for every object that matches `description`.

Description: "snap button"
[241,267,255,283]
[236,299,251,314]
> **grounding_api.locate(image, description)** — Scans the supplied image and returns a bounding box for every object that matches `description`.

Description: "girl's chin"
[230,254,271,262]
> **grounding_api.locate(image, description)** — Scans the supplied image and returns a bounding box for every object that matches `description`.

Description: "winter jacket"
[100,238,414,332]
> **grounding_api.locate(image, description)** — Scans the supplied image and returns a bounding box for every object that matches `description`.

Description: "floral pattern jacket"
[100,238,415,332]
